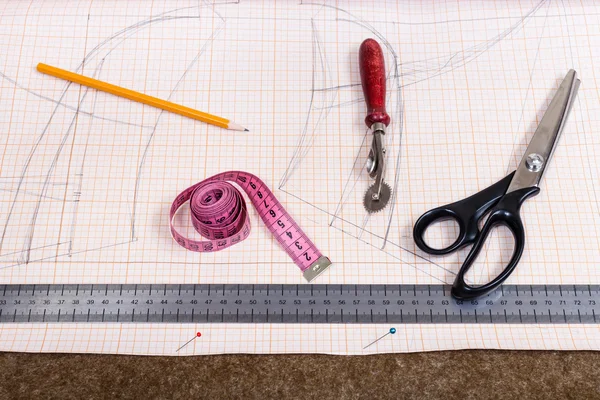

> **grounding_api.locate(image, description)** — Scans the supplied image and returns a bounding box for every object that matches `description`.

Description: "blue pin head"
[390,328,396,334]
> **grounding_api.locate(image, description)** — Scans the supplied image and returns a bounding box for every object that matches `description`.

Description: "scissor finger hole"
[464,225,516,287]
[421,218,461,250]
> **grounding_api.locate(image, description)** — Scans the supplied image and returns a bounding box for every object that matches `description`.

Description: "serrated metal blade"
[363,182,392,213]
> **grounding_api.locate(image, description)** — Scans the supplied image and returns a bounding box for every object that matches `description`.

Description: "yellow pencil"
[36,63,248,131]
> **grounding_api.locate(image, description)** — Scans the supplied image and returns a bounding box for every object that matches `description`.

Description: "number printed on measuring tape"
[170,171,331,279]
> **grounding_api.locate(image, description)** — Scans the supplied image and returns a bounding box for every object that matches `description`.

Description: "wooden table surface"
[0,351,598,399]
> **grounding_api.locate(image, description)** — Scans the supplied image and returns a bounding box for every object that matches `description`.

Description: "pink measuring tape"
[170,171,332,282]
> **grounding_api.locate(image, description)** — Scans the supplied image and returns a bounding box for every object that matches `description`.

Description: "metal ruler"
[0,284,598,324]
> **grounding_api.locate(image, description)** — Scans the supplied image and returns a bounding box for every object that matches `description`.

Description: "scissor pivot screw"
[525,153,544,172]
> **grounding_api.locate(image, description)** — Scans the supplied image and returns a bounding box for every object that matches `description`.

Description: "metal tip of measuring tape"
[303,256,332,282]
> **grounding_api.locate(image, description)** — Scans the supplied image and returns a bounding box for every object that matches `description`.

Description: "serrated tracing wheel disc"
[363,182,391,213]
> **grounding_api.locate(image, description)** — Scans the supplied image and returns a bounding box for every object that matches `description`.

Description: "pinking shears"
[413,70,580,300]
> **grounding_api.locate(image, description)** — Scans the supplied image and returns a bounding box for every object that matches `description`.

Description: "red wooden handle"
[359,38,390,128]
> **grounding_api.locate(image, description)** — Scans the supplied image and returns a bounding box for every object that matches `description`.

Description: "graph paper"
[1,0,600,355]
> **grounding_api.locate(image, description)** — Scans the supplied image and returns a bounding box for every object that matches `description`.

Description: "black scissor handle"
[451,186,541,300]
[413,172,515,255]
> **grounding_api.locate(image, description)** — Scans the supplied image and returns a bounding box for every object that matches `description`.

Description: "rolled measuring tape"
[170,171,332,282]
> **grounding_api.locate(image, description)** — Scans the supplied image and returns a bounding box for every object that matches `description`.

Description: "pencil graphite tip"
[227,122,247,131]
[244,128,249,132]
